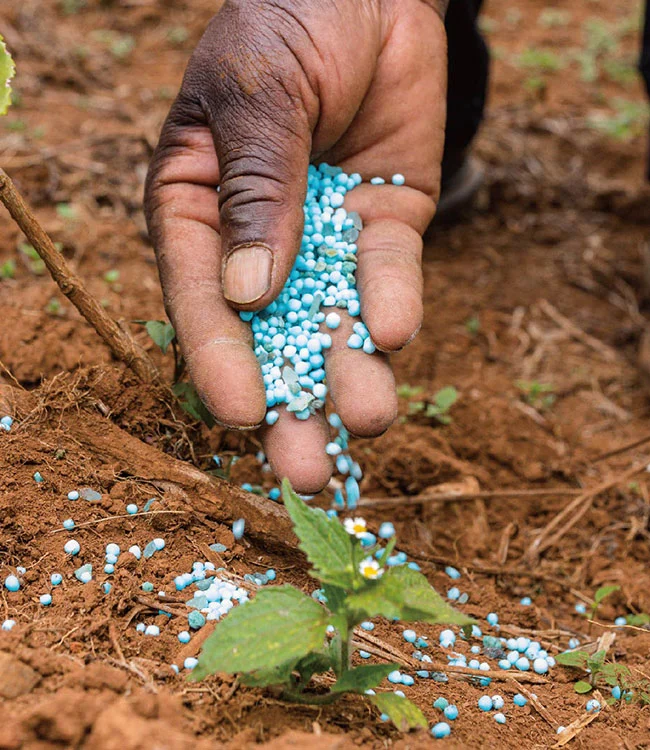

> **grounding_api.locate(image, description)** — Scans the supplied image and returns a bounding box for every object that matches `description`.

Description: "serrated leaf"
[282,479,356,588]
[0,35,16,116]
[145,320,175,353]
[295,650,333,684]
[331,664,398,694]
[574,680,593,694]
[191,585,330,682]
[594,584,620,604]
[433,386,458,411]
[370,693,427,731]
[556,650,590,669]
[172,382,215,427]
[346,565,473,626]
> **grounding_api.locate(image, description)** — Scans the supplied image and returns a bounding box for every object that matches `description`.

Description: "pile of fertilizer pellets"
[243,163,405,426]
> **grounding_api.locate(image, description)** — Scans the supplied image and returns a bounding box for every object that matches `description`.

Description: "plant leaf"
[322,584,346,614]
[369,693,427,731]
[556,650,590,669]
[594,584,620,604]
[587,650,606,673]
[433,386,458,411]
[172,382,215,427]
[295,650,333,685]
[331,664,398,694]
[191,585,330,682]
[282,479,356,588]
[145,320,176,353]
[0,35,16,116]
[240,658,297,688]
[574,680,593,694]
[346,565,473,626]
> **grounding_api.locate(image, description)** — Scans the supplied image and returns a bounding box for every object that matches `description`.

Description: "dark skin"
[145,0,447,493]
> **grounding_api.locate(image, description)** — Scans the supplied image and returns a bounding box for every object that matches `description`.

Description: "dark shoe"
[435,155,485,222]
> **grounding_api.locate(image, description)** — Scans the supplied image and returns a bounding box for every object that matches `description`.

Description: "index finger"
[145,123,266,428]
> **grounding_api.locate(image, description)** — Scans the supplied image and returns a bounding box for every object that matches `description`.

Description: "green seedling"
[0,259,15,280]
[4,118,25,132]
[103,269,120,284]
[516,48,565,73]
[538,9,572,28]
[46,297,62,316]
[590,584,620,619]
[191,480,473,729]
[408,386,459,424]
[91,30,135,61]
[515,380,555,411]
[396,383,424,399]
[137,320,214,426]
[465,315,480,336]
[557,648,650,703]
[587,99,650,141]
[19,242,45,275]
[167,27,189,45]
[56,202,77,220]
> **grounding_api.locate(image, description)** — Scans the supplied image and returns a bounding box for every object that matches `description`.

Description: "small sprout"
[0,259,15,279]
[167,26,189,45]
[19,243,45,275]
[103,269,120,284]
[56,203,77,220]
[515,380,556,410]
[465,315,480,335]
[538,9,572,27]
[515,48,565,73]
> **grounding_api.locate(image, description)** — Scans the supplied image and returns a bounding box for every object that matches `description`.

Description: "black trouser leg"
[640,0,650,179]
[442,0,490,184]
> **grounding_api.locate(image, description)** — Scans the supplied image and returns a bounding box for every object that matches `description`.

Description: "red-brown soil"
[2,0,650,747]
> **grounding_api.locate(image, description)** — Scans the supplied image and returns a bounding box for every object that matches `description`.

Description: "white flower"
[359,557,384,580]
[344,517,367,538]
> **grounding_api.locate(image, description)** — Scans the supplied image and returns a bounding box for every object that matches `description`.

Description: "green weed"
[516,48,565,73]
[587,99,650,141]
[557,648,650,703]
[515,380,556,410]
[0,259,15,280]
[538,9,572,28]
[18,243,45,275]
[408,386,458,424]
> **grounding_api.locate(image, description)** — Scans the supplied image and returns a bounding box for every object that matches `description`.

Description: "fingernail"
[223,244,273,304]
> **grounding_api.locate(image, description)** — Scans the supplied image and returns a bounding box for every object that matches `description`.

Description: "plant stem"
[280,688,340,705]
[0,168,161,385]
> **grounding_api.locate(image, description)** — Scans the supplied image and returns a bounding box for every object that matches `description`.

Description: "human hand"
[145,0,447,493]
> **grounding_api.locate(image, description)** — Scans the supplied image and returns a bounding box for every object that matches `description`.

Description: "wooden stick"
[0,168,161,384]
[553,689,607,747]
[523,458,649,564]
[510,678,558,728]
[358,487,582,509]
[352,630,548,684]
[539,299,620,362]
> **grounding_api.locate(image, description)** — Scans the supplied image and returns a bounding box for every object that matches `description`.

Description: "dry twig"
[523,459,649,564]
[0,168,160,384]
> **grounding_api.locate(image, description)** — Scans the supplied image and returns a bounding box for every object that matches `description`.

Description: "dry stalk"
[0,168,160,385]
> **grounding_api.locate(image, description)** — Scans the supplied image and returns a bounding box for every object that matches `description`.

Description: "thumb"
[196,19,315,309]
